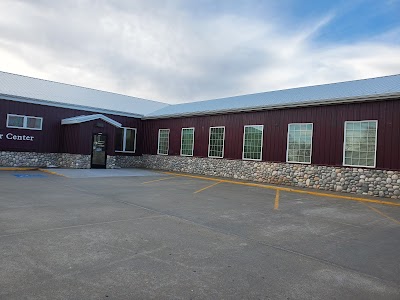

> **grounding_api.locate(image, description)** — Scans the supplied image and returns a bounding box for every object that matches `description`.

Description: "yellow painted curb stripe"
[0,167,38,171]
[194,181,222,194]
[142,176,177,184]
[364,204,400,225]
[163,172,400,207]
[38,169,67,177]
[274,190,280,210]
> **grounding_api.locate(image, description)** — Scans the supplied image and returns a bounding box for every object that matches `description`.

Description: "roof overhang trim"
[61,114,122,127]
[142,92,400,120]
[0,94,144,118]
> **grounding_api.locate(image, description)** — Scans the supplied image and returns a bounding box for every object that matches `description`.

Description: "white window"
[343,120,378,168]
[157,129,170,155]
[286,123,313,164]
[7,114,43,130]
[180,127,195,156]
[242,125,263,161]
[115,127,137,153]
[208,126,225,158]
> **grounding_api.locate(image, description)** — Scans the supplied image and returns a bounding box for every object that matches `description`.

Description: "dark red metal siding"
[143,98,400,170]
[0,99,142,155]
[61,121,117,155]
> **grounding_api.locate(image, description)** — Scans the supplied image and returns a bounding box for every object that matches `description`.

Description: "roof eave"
[142,92,400,120]
[61,114,122,127]
[0,93,144,118]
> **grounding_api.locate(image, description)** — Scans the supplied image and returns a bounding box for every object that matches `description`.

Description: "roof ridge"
[0,70,168,105]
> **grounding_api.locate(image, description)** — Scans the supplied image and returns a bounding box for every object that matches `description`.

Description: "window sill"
[242,157,262,161]
[115,150,136,154]
[6,126,42,131]
[286,160,312,164]
[343,163,376,169]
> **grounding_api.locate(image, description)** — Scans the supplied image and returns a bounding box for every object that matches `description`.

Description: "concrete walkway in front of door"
[39,168,166,178]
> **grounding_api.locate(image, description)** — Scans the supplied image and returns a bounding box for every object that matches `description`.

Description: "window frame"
[342,120,378,168]
[180,127,195,157]
[157,128,170,155]
[208,126,225,159]
[115,127,137,153]
[286,123,313,164]
[242,125,264,161]
[6,114,43,130]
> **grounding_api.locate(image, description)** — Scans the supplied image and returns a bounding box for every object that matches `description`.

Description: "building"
[1,71,399,198]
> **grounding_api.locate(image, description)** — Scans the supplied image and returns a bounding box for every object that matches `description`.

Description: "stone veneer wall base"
[1,151,91,169]
[0,151,143,169]
[140,155,400,200]
[2,152,399,199]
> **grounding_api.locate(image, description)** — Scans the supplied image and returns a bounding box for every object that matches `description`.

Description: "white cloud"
[0,0,399,104]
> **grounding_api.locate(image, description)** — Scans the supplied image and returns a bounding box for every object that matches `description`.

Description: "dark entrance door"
[91,134,107,168]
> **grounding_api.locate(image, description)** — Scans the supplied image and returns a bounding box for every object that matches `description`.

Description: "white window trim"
[286,123,313,164]
[180,127,195,157]
[6,114,43,130]
[242,125,264,161]
[208,126,225,159]
[342,120,378,168]
[157,129,170,155]
[115,127,137,153]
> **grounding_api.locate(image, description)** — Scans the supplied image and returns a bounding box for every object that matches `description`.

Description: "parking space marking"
[364,204,400,225]
[0,167,38,171]
[274,190,280,210]
[194,181,222,194]
[163,172,400,207]
[39,169,67,177]
[141,176,178,184]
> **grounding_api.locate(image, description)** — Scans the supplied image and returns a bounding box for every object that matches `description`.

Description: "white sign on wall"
[0,133,35,141]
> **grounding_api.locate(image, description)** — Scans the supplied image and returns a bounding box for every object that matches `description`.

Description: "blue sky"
[0,0,399,104]
[289,0,400,43]
[186,0,400,43]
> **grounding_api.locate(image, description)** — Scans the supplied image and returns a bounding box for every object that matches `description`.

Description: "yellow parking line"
[364,204,400,225]
[141,176,177,184]
[163,172,400,207]
[194,181,222,194]
[274,190,280,210]
[39,169,67,177]
[0,167,38,171]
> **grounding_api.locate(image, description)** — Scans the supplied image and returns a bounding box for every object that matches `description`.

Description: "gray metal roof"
[0,71,169,117]
[145,74,400,118]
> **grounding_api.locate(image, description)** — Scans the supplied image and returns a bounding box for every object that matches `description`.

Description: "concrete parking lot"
[0,169,399,299]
